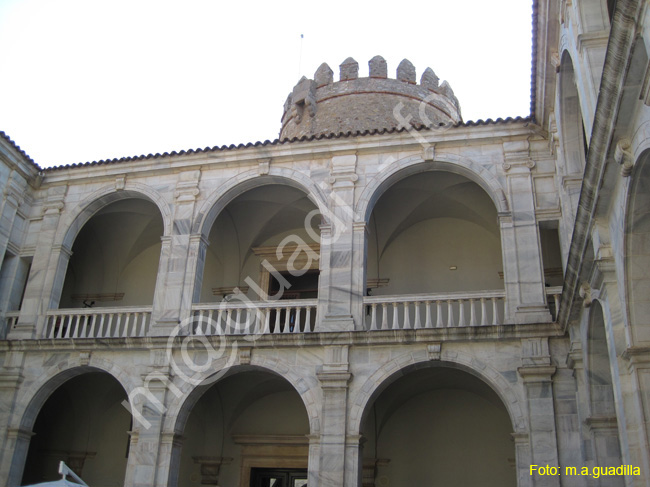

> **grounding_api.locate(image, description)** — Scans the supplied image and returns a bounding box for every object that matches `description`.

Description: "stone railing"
[363,290,506,330]
[191,299,318,335]
[43,307,152,339]
[2,311,20,338]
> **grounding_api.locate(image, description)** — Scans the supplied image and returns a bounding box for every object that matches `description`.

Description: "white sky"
[0,0,533,168]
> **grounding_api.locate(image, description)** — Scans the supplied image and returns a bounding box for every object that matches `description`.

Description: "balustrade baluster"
[89,314,98,337]
[391,302,399,330]
[274,308,281,334]
[469,299,477,326]
[370,303,378,331]
[413,302,422,329]
[480,298,488,326]
[436,301,443,328]
[447,300,454,327]
[306,307,313,332]
[381,303,388,330]
[403,302,411,329]
[458,300,466,327]
[425,301,432,328]
[118,314,126,337]
[492,298,499,325]
[216,309,224,335]
[283,308,291,333]
[80,315,89,337]
[295,307,302,333]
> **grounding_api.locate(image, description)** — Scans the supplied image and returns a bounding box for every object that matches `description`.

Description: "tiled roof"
[0,131,41,171]
[42,116,532,172]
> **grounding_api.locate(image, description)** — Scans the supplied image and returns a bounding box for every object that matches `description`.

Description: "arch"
[193,168,330,238]
[625,149,650,347]
[356,155,509,223]
[558,50,588,176]
[585,300,617,416]
[163,359,321,437]
[56,184,172,250]
[348,349,526,436]
[11,360,135,433]
[7,361,135,486]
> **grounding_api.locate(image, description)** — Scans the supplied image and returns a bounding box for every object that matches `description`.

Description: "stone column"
[0,351,26,487]
[518,338,560,487]
[501,140,551,324]
[318,155,358,331]
[343,435,364,487]
[566,340,595,470]
[9,186,68,339]
[512,432,533,487]
[316,346,351,487]
[151,171,201,336]
[124,365,180,487]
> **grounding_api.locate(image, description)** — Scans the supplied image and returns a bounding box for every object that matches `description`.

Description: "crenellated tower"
[280,56,462,139]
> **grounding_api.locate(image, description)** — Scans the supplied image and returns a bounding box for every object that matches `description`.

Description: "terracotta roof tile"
[0,131,41,171]
[42,116,532,172]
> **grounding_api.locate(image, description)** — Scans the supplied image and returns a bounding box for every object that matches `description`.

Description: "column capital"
[517,365,557,383]
[317,371,352,389]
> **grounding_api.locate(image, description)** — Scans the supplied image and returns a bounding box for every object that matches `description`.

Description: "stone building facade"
[1,0,649,486]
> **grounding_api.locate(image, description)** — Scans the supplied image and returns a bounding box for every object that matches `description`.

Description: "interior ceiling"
[72,198,163,269]
[208,185,319,262]
[370,172,499,256]
[367,366,508,436]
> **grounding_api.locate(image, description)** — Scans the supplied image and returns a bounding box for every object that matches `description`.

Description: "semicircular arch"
[356,155,508,223]
[193,168,330,238]
[348,350,526,436]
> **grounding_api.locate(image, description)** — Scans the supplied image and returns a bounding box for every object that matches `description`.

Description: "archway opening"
[59,198,164,309]
[366,170,503,295]
[21,371,131,486]
[585,302,623,478]
[199,184,320,305]
[626,150,650,346]
[176,369,310,487]
[360,366,516,487]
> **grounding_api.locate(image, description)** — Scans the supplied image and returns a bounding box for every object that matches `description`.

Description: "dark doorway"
[269,270,319,300]
[250,468,308,487]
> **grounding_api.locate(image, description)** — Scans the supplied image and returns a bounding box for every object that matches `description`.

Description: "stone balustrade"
[363,290,507,330]
[2,311,20,338]
[43,307,152,339]
[191,299,318,335]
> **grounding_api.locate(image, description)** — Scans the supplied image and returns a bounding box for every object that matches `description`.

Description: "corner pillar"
[501,140,551,324]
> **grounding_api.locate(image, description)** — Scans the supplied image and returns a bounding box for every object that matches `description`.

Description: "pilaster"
[318,154,358,331]
[151,170,201,336]
[518,338,560,486]
[10,186,67,339]
[316,346,351,487]
[501,140,552,324]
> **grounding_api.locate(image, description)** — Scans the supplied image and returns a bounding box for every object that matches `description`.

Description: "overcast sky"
[0,0,533,168]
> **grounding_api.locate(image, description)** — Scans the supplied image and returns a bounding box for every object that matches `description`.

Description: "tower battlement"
[280,56,462,140]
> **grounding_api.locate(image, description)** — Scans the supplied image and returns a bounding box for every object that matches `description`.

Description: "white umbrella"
[22,462,89,487]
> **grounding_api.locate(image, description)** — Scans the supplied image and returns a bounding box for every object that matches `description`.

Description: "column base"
[320,315,355,332]
[7,323,37,340]
[514,305,553,324]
